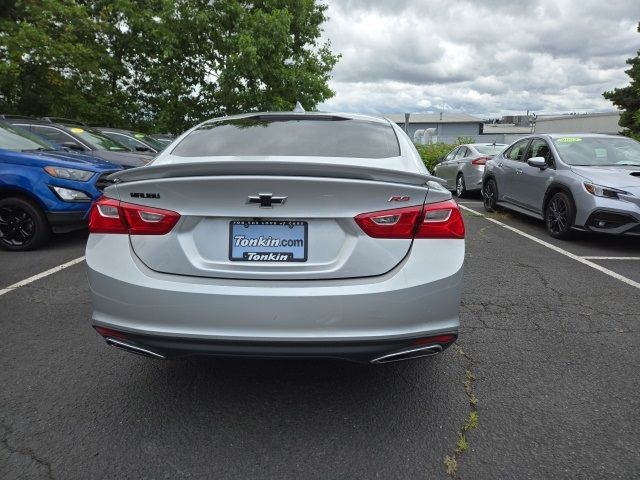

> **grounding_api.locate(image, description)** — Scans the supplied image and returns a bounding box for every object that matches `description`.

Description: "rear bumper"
[461,164,484,191]
[95,328,457,363]
[86,235,463,358]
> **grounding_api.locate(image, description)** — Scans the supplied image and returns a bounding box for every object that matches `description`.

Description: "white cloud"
[319,0,640,117]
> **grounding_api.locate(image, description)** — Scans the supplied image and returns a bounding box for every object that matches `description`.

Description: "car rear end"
[462,144,506,192]
[86,113,465,363]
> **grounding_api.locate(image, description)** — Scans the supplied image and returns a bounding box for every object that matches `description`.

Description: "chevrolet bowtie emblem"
[247,193,287,208]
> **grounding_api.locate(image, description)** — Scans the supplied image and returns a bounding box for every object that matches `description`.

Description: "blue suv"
[0,122,121,250]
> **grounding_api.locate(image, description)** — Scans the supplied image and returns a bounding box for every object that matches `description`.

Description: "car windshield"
[171,116,401,158]
[474,144,506,155]
[0,122,56,151]
[70,127,129,152]
[553,136,640,166]
[135,133,166,150]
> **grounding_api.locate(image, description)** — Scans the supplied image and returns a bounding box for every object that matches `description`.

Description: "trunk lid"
[109,161,445,280]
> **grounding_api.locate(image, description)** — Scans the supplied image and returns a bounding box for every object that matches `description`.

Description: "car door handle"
[498,162,503,167]
[516,168,523,175]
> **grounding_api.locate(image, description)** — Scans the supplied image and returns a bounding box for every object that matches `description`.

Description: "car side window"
[454,147,468,160]
[526,138,555,168]
[106,132,146,151]
[444,148,458,162]
[505,140,529,162]
[30,126,83,149]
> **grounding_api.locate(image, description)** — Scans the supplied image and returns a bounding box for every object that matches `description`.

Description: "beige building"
[534,112,622,134]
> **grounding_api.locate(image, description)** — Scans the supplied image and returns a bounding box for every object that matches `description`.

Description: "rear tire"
[456,174,468,198]
[482,179,498,212]
[0,197,51,251]
[545,192,575,239]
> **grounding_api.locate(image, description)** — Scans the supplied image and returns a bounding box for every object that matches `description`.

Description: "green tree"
[0,0,339,133]
[603,22,640,139]
[0,0,106,119]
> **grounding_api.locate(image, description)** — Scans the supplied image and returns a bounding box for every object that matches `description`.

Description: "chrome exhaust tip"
[105,337,166,359]
[370,344,443,364]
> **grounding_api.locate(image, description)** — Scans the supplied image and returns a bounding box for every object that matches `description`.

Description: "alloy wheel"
[456,176,464,197]
[483,181,496,210]
[0,205,36,247]
[546,197,568,234]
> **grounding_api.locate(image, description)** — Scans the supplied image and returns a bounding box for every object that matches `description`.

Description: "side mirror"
[527,156,547,169]
[135,146,151,152]
[61,141,85,151]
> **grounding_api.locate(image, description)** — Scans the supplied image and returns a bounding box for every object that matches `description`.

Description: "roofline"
[536,111,621,121]
[200,111,391,126]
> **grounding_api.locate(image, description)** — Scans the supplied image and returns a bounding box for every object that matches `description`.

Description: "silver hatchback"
[86,112,465,363]
[482,134,640,238]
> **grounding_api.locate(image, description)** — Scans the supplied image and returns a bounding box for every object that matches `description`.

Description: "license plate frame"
[229,220,308,262]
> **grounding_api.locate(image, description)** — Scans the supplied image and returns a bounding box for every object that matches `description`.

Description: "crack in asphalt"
[0,419,55,480]
[443,344,479,478]
[460,298,634,335]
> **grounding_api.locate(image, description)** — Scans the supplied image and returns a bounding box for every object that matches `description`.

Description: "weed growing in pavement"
[455,433,468,454]
[443,344,479,477]
[444,455,458,476]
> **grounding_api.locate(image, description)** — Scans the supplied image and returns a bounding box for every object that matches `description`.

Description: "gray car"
[434,143,506,197]
[86,111,465,363]
[482,134,640,238]
[10,119,152,168]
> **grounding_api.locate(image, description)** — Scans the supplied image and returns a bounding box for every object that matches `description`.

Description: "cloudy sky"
[319,0,640,118]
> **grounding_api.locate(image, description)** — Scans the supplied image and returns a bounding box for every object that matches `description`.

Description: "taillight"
[471,156,491,165]
[417,200,465,239]
[89,196,180,235]
[355,199,464,239]
[354,205,423,238]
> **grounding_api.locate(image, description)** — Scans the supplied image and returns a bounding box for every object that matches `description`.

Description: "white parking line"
[0,256,85,297]
[459,205,640,290]
[581,256,640,261]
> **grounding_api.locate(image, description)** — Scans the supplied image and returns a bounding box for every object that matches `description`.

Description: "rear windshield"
[474,144,506,155]
[171,117,401,158]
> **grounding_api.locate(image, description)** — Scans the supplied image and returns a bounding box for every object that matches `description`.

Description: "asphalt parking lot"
[1,199,639,479]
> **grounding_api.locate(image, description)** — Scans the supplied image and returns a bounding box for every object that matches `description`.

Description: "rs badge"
[388,196,410,202]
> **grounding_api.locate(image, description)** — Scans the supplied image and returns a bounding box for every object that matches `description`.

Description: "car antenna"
[293,101,305,113]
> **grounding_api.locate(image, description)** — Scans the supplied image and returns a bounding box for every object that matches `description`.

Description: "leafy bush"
[414,137,475,172]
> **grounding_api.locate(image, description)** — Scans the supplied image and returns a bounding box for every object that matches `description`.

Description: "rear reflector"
[355,199,465,239]
[471,156,491,165]
[412,334,457,345]
[94,326,128,339]
[89,196,180,235]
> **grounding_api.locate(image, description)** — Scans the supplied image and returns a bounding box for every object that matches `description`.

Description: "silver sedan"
[434,143,506,197]
[86,111,465,363]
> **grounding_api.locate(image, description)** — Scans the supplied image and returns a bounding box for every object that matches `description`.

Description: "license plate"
[229,220,307,262]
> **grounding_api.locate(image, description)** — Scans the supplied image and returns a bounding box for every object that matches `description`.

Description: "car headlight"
[51,186,91,202]
[44,166,94,181]
[583,182,629,199]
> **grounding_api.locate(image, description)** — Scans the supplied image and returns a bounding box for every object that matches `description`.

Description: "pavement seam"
[443,344,478,478]
[0,420,55,480]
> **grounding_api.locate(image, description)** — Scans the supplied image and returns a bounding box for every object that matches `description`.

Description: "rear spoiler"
[108,161,446,186]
